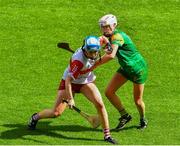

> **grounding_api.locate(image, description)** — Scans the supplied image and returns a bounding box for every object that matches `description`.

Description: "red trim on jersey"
[70,60,84,79]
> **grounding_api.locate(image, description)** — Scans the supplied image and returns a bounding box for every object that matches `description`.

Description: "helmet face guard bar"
[86,46,100,52]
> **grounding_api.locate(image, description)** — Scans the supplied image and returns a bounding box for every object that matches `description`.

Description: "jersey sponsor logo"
[71,65,78,73]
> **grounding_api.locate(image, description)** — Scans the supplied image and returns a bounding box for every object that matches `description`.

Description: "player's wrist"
[67,98,75,109]
[67,97,73,101]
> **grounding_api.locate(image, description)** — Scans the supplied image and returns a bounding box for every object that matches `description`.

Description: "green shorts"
[117,61,148,84]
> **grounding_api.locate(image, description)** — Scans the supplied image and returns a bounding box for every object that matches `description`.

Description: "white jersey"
[62,48,96,84]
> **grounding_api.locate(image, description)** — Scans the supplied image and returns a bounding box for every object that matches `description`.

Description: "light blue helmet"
[83,36,101,52]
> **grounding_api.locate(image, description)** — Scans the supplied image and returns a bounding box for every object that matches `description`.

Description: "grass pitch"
[0,0,179,145]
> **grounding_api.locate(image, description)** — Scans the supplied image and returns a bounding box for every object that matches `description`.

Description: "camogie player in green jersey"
[94,14,148,130]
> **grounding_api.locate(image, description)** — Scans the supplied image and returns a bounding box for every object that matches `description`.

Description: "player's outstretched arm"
[92,44,118,70]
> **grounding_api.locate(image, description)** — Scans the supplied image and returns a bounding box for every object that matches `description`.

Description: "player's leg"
[81,83,109,129]
[105,72,132,130]
[80,83,117,144]
[37,90,67,118]
[28,90,67,130]
[105,72,127,112]
[133,83,147,129]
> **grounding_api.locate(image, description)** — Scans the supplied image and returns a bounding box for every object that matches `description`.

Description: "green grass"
[0,0,180,145]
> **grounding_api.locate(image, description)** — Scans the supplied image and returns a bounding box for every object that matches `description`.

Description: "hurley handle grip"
[62,99,81,113]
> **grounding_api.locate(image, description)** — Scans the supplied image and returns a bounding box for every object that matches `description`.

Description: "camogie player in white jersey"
[28,36,117,144]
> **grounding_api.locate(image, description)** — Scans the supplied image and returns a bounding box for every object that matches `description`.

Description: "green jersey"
[109,29,148,83]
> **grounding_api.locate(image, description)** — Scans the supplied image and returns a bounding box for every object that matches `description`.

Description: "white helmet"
[83,36,101,52]
[99,14,117,29]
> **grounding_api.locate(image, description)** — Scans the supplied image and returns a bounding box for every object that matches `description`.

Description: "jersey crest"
[111,32,124,46]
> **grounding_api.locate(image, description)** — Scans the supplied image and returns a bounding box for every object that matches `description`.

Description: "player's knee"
[53,111,62,117]
[105,89,113,98]
[94,101,104,110]
[135,98,143,106]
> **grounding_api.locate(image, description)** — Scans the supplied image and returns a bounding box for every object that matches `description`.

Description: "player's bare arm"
[92,44,118,69]
[65,75,75,108]
[65,75,73,99]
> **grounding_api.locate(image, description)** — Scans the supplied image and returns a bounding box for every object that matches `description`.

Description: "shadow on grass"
[0,121,102,144]
[111,125,138,132]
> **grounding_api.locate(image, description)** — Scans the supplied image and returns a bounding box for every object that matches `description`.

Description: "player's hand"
[104,43,113,54]
[99,36,109,45]
[68,98,75,109]
[99,36,112,54]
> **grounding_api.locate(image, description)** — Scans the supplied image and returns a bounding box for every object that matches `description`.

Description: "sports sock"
[140,117,145,121]
[119,109,128,117]
[33,113,40,121]
[103,128,111,139]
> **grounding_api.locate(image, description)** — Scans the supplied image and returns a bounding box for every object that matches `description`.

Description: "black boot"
[28,113,38,130]
[115,114,132,130]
